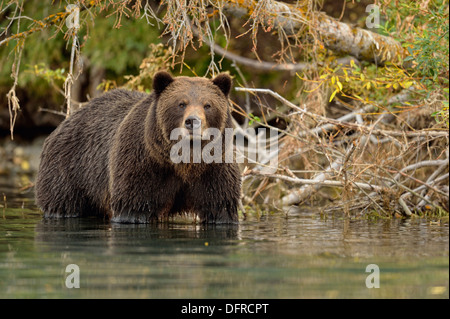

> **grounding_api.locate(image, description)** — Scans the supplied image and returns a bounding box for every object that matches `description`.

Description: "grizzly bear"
[35,71,241,224]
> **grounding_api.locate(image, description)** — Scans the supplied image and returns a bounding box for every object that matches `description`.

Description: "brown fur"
[35,72,241,224]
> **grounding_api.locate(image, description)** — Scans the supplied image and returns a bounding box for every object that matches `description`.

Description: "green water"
[0,179,448,299]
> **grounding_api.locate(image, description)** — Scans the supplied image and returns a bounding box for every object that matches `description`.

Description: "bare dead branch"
[281,160,342,206]
[235,87,449,139]
[243,169,383,192]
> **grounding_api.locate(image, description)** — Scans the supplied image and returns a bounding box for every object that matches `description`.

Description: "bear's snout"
[185,115,201,130]
[182,105,207,132]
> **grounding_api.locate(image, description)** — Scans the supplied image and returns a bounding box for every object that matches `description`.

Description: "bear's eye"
[204,104,211,110]
[179,102,187,109]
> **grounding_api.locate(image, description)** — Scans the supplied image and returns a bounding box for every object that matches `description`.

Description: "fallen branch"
[393,159,449,185]
[280,160,342,206]
[401,173,449,201]
[398,197,413,216]
[417,159,449,209]
[243,169,383,192]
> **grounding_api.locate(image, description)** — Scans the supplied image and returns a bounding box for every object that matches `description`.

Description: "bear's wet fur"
[35,71,241,224]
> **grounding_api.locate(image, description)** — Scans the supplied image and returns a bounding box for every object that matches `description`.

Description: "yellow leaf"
[337,81,343,91]
[21,161,30,171]
[393,83,399,90]
[329,89,338,102]
[403,81,413,89]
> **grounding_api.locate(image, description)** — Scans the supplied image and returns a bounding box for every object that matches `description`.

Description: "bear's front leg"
[110,191,178,223]
[109,160,180,223]
[109,174,182,223]
[193,164,241,224]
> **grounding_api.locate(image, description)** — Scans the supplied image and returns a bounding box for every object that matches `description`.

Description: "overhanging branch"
[223,0,407,65]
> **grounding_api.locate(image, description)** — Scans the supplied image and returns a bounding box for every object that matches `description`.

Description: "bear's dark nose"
[185,116,201,130]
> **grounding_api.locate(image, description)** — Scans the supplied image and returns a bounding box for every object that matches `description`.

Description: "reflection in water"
[239,214,449,258]
[35,217,240,254]
[33,214,450,259]
[0,204,448,298]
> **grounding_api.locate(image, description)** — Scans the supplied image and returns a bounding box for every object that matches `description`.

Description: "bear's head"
[146,71,232,162]
[148,71,232,148]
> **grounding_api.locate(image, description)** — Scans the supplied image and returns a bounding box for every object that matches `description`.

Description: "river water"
[0,142,448,299]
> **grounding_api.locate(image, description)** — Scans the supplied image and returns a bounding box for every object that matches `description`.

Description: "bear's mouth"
[187,131,203,141]
[183,126,203,140]
[168,127,222,145]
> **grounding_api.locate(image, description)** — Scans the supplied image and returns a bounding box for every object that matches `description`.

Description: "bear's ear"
[212,73,232,97]
[153,71,174,95]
